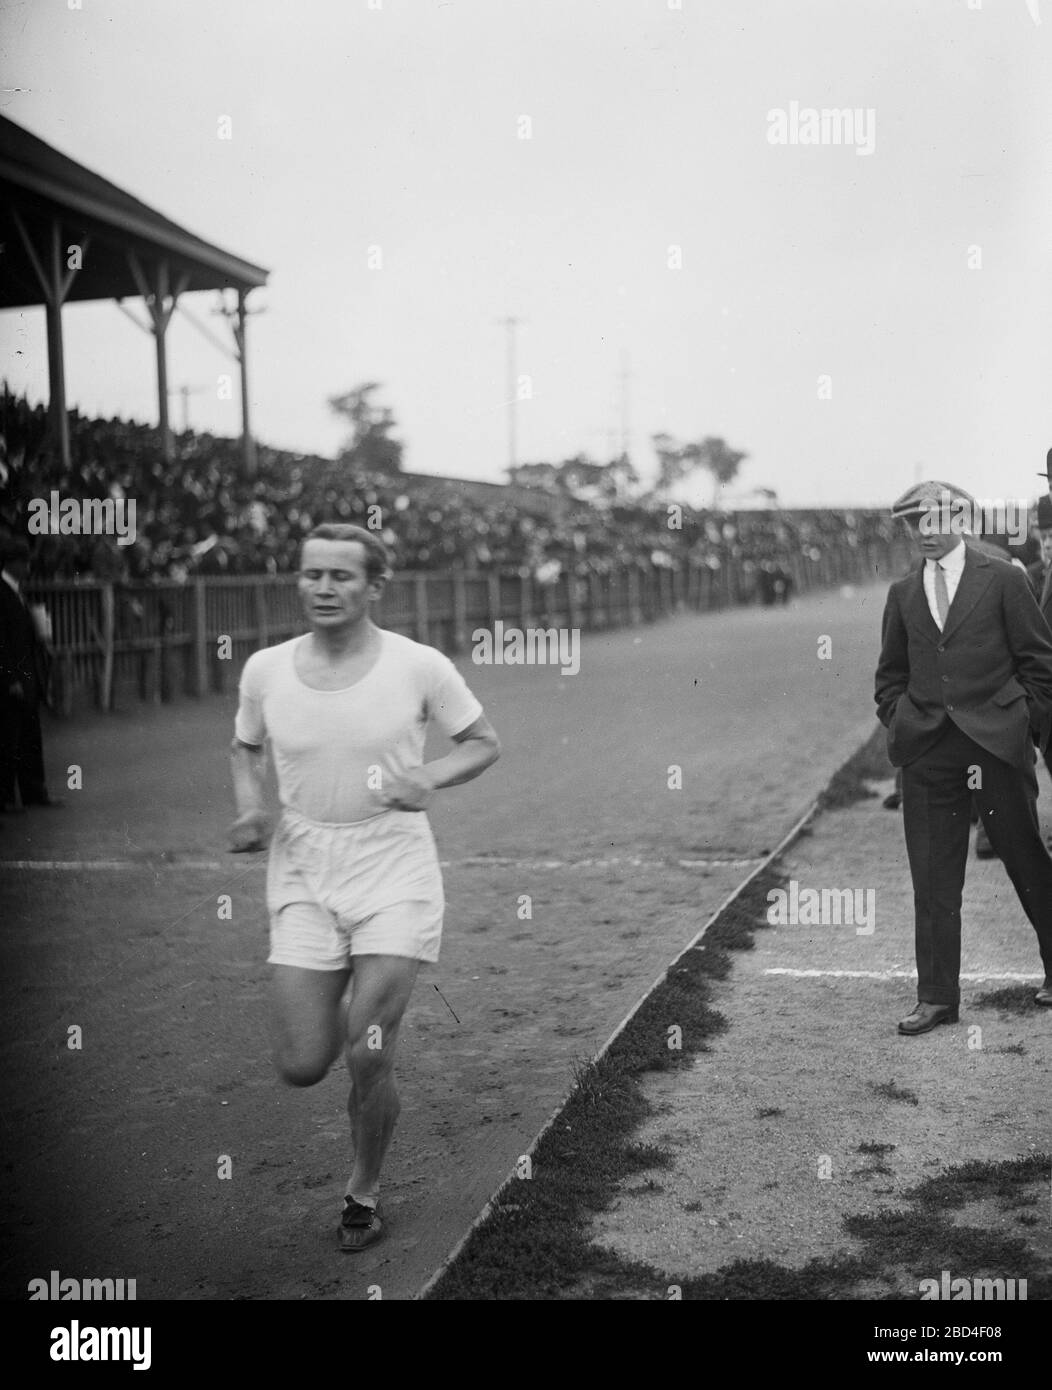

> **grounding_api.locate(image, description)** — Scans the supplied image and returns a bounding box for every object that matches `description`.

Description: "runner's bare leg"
[343,954,420,1199]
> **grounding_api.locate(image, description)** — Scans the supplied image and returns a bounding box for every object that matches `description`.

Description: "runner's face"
[1040,530,1052,566]
[298,540,381,629]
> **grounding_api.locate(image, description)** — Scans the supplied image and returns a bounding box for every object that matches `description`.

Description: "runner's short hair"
[303,524,390,581]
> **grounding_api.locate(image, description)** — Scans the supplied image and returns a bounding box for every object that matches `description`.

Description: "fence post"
[159,619,173,703]
[98,584,115,712]
[56,651,73,718]
[192,580,207,696]
[254,579,269,649]
[520,573,532,630]
[452,571,467,654]
[487,573,500,629]
[587,573,602,630]
[566,571,580,632]
[790,553,805,598]
[627,567,641,624]
[415,573,430,644]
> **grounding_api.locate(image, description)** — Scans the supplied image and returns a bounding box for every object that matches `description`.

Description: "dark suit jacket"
[875,545,1052,767]
[1026,558,1052,625]
[0,578,49,701]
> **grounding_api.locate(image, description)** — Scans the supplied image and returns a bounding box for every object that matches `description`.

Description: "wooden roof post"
[127,252,189,465]
[46,219,71,471]
[236,288,256,479]
[11,211,83,473]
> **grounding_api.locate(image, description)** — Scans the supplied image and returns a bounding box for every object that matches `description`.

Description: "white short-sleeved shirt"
[235,629,483,824]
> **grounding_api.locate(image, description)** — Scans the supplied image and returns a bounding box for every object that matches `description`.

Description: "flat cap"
[891,480,976,519]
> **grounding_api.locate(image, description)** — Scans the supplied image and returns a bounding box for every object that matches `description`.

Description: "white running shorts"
[265,807,445,968]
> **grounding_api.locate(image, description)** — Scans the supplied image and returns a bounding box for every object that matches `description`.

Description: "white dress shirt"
[922,538,967,630]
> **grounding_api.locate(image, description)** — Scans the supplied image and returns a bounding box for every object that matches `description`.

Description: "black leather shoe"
[882,791,901,810]
[898,1003,959,1035]
[23,795,64,808]
[1035,980,1052,1008]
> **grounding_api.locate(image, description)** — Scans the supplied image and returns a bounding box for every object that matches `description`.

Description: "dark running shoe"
[337,1197,384,1253]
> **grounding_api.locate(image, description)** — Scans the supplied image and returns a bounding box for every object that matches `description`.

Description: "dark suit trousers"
[902,722,1052,1005]
[0,693,48,805]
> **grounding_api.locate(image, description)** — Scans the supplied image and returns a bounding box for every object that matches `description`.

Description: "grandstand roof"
[0,114,268,309]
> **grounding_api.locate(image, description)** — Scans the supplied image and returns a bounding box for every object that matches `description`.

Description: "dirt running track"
[2,583,889,1300]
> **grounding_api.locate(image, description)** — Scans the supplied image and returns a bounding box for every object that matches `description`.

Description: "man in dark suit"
[0,536,61,812]
[875,481,1052,1033]
[1025,491,1052,789]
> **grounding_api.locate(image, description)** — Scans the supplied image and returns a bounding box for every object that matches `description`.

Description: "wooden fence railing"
[25,538,907,716]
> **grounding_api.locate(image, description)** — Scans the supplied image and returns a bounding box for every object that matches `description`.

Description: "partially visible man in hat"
[0,536,62,813]
[875,479,1052,1032]
[1025,459,1052,793]
[966,485,1041,859]
[1025,495,1052,616]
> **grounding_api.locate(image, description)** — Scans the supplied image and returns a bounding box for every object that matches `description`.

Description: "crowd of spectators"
[2,390,918,589]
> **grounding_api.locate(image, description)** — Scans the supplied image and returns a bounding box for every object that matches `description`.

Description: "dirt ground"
[2,585,894,1300]
[590,776,1052,1295]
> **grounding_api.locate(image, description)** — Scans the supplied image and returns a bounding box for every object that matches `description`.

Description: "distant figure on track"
[875,482,1052,1034]
[229,524,500,1250]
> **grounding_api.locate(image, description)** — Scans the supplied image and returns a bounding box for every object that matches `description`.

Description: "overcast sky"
[1,0,1049,508]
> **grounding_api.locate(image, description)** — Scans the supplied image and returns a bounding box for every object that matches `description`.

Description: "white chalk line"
[4,861,145,871]
[3,855,765,873]
[765,968,1043,982]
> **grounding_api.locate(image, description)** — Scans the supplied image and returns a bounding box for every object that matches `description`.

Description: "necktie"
[934,561,950,629]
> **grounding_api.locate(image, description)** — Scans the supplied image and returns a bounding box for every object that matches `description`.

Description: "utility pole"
[168,383,209,434]
[497,315,524,473]
[618,349,632,464]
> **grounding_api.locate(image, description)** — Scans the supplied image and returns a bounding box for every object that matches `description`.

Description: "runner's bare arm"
[427,714,501,788]
[377,715,500,811]
[229,737,272,851]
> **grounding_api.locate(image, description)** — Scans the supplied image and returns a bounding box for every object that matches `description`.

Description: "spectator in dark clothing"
[0,537,62,811]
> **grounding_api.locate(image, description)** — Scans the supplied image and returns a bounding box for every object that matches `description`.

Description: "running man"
[229,524,500,1250]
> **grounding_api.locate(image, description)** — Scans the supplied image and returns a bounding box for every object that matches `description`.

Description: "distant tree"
[652,433,696,493]
[328,382,403,473]
[652,433,748,508]
[507,462,562,490]
[605,452,640,502]
[509,453,638,503]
